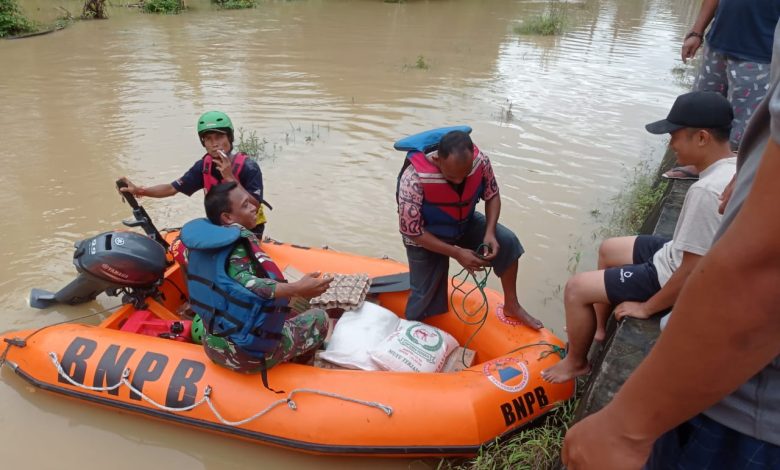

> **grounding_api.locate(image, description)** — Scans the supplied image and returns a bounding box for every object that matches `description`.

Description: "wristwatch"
[685,31,704,41]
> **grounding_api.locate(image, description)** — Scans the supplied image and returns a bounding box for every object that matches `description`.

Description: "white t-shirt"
[652,156,737,285]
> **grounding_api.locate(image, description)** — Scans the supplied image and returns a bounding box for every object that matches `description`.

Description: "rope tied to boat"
[48,352,393,426]
[0,304,123,369]
[507,341,567,361]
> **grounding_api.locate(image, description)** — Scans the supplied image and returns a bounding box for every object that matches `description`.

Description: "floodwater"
[0,0,697,467]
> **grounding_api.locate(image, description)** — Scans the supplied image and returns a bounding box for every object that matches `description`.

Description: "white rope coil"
[49,352,393,426]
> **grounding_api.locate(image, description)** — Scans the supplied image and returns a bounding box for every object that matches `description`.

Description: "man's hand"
[481,232,500,261]
[562,407,655,470]
[117,177,142,197]
[614,301,652,321]
[681,36,702,63]
[293,272,332,298]
[719,175,736,215]
[214,150,236,182]
[454,247,489,274]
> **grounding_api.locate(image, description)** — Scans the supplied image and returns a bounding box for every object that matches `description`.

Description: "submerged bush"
[212,0,256,9]
[143,0,185,14]
[0,0,35,37]
[515,1,566,36]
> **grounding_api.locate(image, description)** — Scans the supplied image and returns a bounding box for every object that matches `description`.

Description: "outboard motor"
[30,231,168,309]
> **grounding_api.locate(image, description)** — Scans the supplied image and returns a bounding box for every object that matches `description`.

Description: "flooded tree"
[82,0,107,19]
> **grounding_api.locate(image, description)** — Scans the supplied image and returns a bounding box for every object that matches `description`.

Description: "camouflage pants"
[203,309,328,373]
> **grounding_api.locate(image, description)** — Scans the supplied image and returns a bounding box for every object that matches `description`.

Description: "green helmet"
[197,111,234,144]
[191,314,205,345]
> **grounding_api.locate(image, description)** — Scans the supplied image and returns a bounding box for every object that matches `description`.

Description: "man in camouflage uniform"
[198,183,331,373]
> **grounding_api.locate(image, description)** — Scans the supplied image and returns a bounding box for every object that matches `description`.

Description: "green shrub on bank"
[212,0,256,9]
[515,1,566,36]
[0,0,35,37]
[603,161,668,237]
[143,0,185,14]
[440,399,579,470]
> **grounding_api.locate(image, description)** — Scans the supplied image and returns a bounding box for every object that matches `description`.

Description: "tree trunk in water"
[82,0,106,19]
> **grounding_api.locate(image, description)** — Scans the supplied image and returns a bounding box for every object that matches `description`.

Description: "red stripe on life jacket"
[202,152,249,194]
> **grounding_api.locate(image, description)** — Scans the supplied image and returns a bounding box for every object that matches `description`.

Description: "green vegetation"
[236,127,276,161]
[439,399,579,470]
[0,0,35,38]
[603,161,669,237]
[514,1,566,36]
[212,0,256,10]
[142,0,185,14]
[404,55,430,71]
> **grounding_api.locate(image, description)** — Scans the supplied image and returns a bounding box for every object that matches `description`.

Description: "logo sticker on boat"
[495,304,523,326]
[483,357,529,393]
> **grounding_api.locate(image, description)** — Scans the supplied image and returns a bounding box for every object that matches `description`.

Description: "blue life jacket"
[395,126,485,240]
[180,219,287,359]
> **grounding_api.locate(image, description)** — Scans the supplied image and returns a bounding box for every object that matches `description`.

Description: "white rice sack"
[369,320,459,373]
[319,302,400,371]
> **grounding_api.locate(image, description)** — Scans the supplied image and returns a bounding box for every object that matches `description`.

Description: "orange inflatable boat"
[0,193,573,457]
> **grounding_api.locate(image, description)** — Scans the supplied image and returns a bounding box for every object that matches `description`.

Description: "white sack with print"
[369,320,459,373]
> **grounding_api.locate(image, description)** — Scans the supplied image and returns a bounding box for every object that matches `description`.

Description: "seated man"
[181,182,331,376]
[542,91,737,384]
[397,128,542,328]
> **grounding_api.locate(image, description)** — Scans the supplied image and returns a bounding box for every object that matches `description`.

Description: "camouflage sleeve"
[227,242,277,299]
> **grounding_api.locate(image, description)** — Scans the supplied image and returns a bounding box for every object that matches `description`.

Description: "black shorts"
[603,235,669,305]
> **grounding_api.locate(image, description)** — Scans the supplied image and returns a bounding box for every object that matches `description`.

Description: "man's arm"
[228,242,330,299]
[118,177,178,198]
[215,152,260,209]
[682,0,718,63]
[562,139,780,469]
[614,251,702,320]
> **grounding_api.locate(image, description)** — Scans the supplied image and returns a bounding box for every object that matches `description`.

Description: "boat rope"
[506,341,567,361]
[48,352,393,426]
[0,304,123,369]
[449,245,493,365]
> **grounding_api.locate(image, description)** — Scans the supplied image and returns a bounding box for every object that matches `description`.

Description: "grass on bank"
[514,1,566,36]
[0,0,35,37]
[439,398,579,470]
[142,0,186,14]
[602,161,669,237]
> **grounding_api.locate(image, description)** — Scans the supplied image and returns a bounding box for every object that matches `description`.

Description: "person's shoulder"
[693,157,737,192]
[239,155,260,170]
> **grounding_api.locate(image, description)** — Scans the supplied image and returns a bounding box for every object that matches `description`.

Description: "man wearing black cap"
[542,91,736,384]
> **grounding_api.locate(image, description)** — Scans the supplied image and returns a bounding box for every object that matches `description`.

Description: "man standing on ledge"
[396,128,542,329]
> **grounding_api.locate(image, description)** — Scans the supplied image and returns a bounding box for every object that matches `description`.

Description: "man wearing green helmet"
[119,111,268,236]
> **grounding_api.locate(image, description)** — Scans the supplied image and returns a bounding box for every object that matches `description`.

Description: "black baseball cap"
[645,91,733,135]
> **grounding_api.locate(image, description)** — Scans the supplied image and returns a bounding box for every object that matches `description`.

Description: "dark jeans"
[644,414,780,469]
[404,212,524,321]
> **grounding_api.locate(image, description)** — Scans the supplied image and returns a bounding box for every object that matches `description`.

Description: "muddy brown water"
[0,0,697,467]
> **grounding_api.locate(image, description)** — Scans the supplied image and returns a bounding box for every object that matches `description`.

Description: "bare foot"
[504,302,544,330]
[541,357,591,384]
